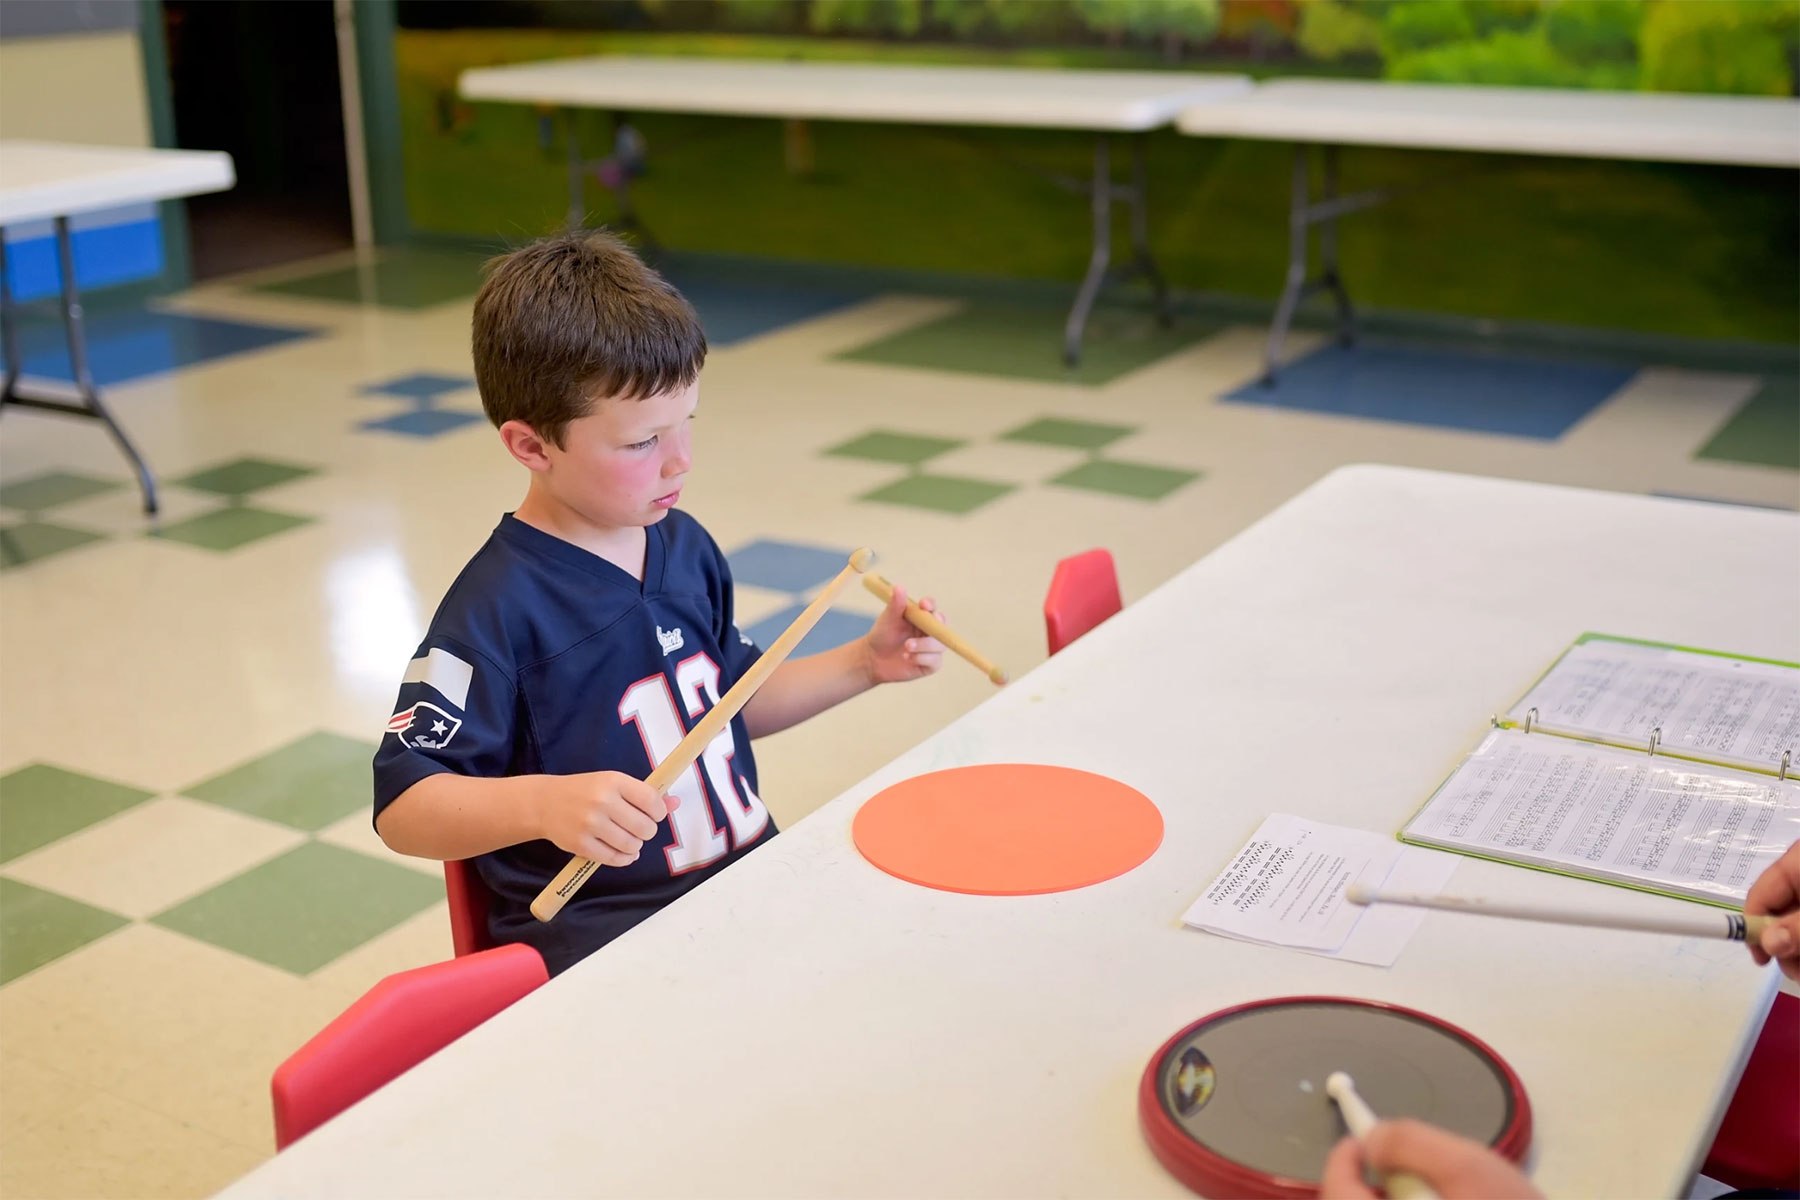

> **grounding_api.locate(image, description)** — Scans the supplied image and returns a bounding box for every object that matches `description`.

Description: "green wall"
[381,13,1799,345]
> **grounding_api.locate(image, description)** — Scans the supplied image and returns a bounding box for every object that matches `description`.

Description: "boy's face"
[523,380,697,530]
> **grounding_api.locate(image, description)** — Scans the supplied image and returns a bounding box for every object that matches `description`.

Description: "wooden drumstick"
[1345,885,1771,944]
[861,572,1007,686]
[1326,1072,1439,1200]
[531,547,875,922]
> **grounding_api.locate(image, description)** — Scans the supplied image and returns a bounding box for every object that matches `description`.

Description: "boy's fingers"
[593,824,645,858]
[619,778,670,822]
[1318,1137,1377,1200]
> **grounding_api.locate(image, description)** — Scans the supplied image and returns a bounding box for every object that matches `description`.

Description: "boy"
[374,230,944,975]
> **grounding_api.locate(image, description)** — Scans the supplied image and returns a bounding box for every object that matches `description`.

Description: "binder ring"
[1782,750,1792,782]
[1648,727,1661,757]
[1524,707,1537,735]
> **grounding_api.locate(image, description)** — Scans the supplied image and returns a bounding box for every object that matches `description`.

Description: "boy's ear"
[499,420,554,471]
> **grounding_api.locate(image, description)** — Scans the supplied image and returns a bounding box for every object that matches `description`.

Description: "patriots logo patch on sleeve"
[386,701,463,750]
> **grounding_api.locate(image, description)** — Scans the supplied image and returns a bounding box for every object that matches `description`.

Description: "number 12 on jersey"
[618,653,769,873]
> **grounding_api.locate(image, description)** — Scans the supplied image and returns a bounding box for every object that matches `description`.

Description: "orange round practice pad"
[852,764,1163,895]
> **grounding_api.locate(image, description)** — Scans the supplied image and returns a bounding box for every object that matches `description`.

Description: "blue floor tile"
[358,409,486,438]
[662,272,867,348]
[14,308,316,387]
[742,604,872,658]
[359,372,476,403]
[1224,344,1636,440]
[727,540,854,593]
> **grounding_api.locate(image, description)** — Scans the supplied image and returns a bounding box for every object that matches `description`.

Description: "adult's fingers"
[1318,1137,1378,1199]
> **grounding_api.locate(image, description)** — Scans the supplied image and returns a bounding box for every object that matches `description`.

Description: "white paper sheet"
[1404,727,1800,905]
[1183,814,1459,967]
[1509,637,1799,774]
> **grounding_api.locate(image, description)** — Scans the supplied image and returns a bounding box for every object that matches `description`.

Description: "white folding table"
[458,57,1250,364]
[0,140,235,513]
[1174,81,1800,382]
[218,465,1796,1200]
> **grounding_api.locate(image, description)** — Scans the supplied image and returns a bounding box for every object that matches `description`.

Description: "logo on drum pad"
[1171,1045,1216,1117]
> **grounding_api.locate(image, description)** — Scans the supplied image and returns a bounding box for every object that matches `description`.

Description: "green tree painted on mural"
[1640,0,1798,95]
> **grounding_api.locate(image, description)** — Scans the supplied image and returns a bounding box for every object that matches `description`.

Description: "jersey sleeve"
[372,638,519,819]
[706,536,762,683]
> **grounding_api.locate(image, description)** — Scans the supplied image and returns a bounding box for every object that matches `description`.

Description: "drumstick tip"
[1345,883,1375,905]
[849,547,875,572]
[987,665,1009,685]
[1325,1071,1354,1100]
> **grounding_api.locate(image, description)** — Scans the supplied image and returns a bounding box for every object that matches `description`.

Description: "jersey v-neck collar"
[497,513,667,596]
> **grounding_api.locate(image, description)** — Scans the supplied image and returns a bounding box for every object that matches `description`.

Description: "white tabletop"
[459,56,1251,132]
[219,465,1796,1200]
[0,140,235,227]
[1176,78,1800,167]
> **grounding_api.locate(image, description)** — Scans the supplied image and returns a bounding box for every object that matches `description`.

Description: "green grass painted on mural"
[1697,376,1800,470]
[395,29,1799,345]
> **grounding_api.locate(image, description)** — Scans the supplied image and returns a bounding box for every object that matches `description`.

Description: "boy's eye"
[624,436,657,451]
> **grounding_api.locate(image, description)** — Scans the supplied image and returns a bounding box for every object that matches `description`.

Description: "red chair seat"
[1044,548,1123,657]
[444,858,496,957]
[270,943,547,1149]
[1703,989,1799,1191]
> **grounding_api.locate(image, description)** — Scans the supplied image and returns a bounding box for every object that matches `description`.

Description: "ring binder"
[1782,750,1792,782]
[1648,727,1660,757]
[1523,707,1537,735]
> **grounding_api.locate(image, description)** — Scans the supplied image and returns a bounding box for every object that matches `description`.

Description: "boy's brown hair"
[472,229,707,447]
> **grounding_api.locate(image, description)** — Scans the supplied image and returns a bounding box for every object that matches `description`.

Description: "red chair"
[1702,990,1799,1191]
[1044,549,1123,656]
[444,859,496,957]
[270,942,547,1149]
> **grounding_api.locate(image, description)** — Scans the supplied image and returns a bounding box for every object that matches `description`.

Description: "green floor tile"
[251,247,491,310]
[0,764,155,864]
[838,300,1215,387]
[825,430,963,466]
[1697,376,1799,470]
[1001,417,1136,451]
[0,470,125,512]
[152,842,442,975]
[0,878,129,984]
[182,731,378,832]
[172,457,317,498]
[1050,459,1200,501]
[149,505,313,552]
[860,472,1015,515]
[0,520,107,569]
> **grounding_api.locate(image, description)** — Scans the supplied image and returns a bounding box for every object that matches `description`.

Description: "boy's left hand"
[863,582,945,684]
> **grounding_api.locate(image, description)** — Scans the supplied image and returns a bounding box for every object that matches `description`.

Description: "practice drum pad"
[1139,996,1531,1199]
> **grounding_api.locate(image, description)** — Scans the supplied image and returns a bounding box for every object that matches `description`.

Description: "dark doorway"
[162,0,354,280]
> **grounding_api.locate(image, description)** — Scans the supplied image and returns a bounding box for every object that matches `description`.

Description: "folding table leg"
[1064,134,1114,367]
[1130,134,1173,329]
[0,219,159,514]
[1319,145,1357,349]
[54,219,158,514]
[1262,144,1365,386]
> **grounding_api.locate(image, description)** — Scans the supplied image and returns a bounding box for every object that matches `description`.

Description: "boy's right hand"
[534,771,675,866]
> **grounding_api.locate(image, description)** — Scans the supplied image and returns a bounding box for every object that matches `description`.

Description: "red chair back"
[444,858,496,957]
[1703,990,1799,1191]
[270,943,547,1149]
[1044,549,1123,656]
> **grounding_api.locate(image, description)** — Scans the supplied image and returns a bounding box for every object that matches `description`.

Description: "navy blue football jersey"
[373,511,776,975]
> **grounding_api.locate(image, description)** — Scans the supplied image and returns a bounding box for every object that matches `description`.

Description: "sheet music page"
[1508,636,1799,773]
[1405,728,1800,904]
